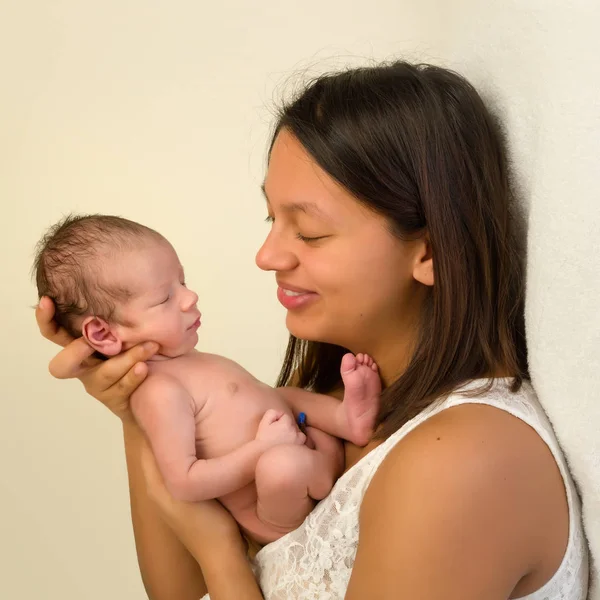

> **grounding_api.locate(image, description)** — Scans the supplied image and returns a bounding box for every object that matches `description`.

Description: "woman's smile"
[276,283,319,310]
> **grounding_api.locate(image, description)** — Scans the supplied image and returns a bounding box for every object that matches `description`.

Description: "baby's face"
[112,240,201,358]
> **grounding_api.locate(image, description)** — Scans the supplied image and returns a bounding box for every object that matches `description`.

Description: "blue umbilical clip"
[298,412,307,433]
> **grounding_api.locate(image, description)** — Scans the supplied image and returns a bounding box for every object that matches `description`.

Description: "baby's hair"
[33,213,164,338]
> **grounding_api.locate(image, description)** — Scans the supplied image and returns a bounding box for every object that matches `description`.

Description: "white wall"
[432,2,600,597]
[0,2,442,598]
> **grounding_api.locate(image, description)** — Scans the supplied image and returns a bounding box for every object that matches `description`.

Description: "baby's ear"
[81,316,122,356]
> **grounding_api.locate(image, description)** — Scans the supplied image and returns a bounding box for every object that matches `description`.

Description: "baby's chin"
[152,339,198,360]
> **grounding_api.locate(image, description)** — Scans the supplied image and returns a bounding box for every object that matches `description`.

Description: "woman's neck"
[350,333,415,388]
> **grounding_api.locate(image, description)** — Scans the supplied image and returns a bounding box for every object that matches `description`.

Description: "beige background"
[3,1,600,599]
[0,1,442,598]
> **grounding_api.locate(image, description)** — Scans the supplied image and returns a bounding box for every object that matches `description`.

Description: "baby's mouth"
[187,317,201,331]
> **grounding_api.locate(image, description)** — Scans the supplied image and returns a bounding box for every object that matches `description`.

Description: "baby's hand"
[256,409,306,449]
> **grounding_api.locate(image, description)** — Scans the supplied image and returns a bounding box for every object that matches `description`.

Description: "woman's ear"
[412,235,434,287]
[81,316,123,356]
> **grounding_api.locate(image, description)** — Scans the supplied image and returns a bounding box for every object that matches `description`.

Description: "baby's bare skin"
[148,352,292,463]
[35,219,381,544]
[132,349,379,543]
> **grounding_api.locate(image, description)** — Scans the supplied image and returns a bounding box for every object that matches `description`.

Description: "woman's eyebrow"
[260,184,331,220]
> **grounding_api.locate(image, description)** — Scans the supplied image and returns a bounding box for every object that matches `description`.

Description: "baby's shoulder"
[142,351,251,402]
[133,369,188,402]
[129,370,196,422]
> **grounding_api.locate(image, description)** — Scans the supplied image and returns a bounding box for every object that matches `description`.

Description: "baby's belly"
[195,382,300,543]
[194,381,293,462]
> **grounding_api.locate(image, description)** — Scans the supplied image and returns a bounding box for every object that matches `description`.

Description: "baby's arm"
[279,386,348,438]
[132,375,301,502]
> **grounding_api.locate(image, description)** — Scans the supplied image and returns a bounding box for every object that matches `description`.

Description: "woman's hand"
[140,443,246,558]
[140,445,265,599]
[36,296,158,420]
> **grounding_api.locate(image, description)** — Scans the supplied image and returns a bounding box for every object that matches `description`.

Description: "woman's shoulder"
[359,398,569,596]
[374,378,557,489]
[377,398,558,489]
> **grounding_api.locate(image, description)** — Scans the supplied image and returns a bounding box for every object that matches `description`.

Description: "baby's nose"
[182,288,199,310]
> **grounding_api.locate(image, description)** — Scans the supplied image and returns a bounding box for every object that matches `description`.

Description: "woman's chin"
[285,315,340,346]
[286,316,318,342]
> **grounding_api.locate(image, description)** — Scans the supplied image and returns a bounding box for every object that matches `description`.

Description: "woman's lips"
[276,286,319,310]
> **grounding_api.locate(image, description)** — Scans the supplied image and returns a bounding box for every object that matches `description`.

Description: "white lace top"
[202,379,588,600]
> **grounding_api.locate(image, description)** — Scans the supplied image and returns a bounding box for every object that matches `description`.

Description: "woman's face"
[256,130,429,358]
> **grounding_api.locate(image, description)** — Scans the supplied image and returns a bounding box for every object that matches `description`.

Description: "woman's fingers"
[35,296,75,348]
[103,357,150,398]
[49,337,98,379]
[37,294,160,419]
[46,331,157,417]
[81,342,158,395]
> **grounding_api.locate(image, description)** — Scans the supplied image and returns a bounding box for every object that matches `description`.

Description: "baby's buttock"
[220,480,259,514]
[223,484,299,546]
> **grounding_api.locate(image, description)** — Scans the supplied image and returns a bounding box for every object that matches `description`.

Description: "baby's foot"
[340,353,381,446]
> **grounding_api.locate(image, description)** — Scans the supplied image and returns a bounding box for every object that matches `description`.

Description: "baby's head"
[34,214,201,359]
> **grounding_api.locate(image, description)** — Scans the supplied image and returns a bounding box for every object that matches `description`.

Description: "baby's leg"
[254,426,344,542]
[339,353,381,446]
[278,353,381,447]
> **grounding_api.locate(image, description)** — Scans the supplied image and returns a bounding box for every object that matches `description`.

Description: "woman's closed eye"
[296,232,329,243]
[265,215,329,242]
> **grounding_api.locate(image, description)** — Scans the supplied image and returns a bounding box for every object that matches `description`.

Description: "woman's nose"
[255,231,299,272]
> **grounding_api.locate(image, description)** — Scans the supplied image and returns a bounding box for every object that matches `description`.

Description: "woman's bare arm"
[124,421,207,599]
[345,404,568,600]
[140,445,263,600]
[140,441,264,600]
[36,298,207,599]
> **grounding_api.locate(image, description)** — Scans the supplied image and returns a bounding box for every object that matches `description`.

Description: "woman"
[36,61,588,599]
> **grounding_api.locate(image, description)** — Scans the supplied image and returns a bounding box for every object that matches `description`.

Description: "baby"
[34,214,381,543]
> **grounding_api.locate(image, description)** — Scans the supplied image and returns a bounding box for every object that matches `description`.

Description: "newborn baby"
[34,214,381,543]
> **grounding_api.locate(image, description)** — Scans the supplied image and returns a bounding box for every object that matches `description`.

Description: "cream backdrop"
[0,1,441,598]
[2,1,599,599]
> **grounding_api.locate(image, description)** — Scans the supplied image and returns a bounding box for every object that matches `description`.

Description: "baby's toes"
[341,352,357,374]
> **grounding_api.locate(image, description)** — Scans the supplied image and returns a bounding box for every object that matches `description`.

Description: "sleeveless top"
[201,379,589,600]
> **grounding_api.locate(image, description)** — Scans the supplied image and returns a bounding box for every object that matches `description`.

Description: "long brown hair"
[272,61,529,438]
